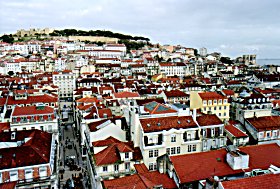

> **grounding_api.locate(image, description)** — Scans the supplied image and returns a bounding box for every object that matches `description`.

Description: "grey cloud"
[0,0,280,58]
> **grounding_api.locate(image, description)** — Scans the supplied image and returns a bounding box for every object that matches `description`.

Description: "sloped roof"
[114,91,140,99]
[221,173,280,189]
[140,116,198,133]
[246,116,280,131]
[198,92,227,100]
[225,124,248,138]
[103,171,177,189]
[170,143,280,184]
[93,137,136,166]
[144,101,177,115]
[196,114,223,126]
[12,105,54,116]
[163,90,189,98]
[0,130,52,169]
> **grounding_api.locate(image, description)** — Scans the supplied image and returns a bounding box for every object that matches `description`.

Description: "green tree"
[0,35,14,43]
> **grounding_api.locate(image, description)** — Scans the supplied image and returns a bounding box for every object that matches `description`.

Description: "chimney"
[226,147,249,170]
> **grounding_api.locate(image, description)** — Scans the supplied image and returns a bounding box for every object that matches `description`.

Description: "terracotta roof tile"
[0,130,52,169]
[134,163,149,174]
[12,106,54,116]
[170,143,280,184]
[114,91,140,99]
[103,171,177,189]
[163,90,189,98]
[196,114,223,126]
[198,92,227,100]
[225,124,248,138]
[246,116,280,131]
[140,116,198,133]
[222,173,280,189]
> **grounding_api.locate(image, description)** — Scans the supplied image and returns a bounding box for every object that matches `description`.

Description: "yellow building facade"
[190,91,230,121]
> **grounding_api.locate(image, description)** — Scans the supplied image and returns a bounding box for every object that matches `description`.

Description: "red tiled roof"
[12,106,54,116]
[0,130,52,169]
[222,89,235,96]
[170,143,280,184]
[0,181,17,189]
[163,90,189,98]
[140,116,198,133]
[103,171,177,189]
[225,124,248,138]
[198,92,227,100]
[0,122,10,132]
[93,137,135,166]
[114,91,140,98]
[76,97,98,103]
[221,173,280,189]
[196,114,223,126]
[134,163,149,174]
[94,144,120,166]
[7,94,58,105]
[93,136,121,147]
[246,116,280,131]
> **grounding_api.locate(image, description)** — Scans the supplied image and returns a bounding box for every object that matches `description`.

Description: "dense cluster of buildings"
[0,34,280,189]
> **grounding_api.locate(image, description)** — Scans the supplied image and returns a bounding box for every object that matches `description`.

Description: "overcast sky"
[0,0,280,59]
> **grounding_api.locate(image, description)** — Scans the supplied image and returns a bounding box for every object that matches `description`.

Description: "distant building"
[242,54,256,65]
[190,91,230,121]
[16,28,54,37]
[52,70,76,99]
[199,47,207,57]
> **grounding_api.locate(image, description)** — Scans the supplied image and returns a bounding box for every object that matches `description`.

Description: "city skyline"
[1,0,280,58]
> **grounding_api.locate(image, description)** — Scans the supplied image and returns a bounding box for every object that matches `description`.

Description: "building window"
[266,132,271,138]
[171,135,176,142]
[224,99,227,104]
[219,99,222,104]
[204,107,206,111]
[125,152,129,159]
[192,145,196,152]
[177,147,181,154]
[154,150,159,157]
[114,164,119,172]
[224,112,226,116]
[219,106,222,110]
[171,147,176,155]
[166,148,170,155]
[219,113,221,117]
[211,128,215,137]
[208,100,212,105]
[214,107,217,110]
[273,131,277,137]
[154,163,157,170]
[125,162,130,170]
[149,150,153,158]
[259,132,264,139]
[149,163,154,170]
[40,126,44,131]
[9,171,18,182]
[214,100,217,104]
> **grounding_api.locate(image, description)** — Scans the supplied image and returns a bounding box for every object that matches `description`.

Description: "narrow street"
[58,101,91,189]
